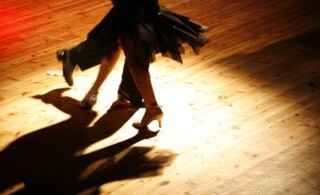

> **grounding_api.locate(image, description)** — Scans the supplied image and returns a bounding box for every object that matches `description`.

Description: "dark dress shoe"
[56,50,76,86]
[117,91,145,107]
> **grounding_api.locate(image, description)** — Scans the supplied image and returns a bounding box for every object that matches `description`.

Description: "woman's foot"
[78,91,98,110]
[133,106,163,130]
[56,49,76,86]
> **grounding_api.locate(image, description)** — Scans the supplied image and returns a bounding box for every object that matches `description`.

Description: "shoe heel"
[156,114,163,128]
[56,50,67,61]
[132,107,163,130]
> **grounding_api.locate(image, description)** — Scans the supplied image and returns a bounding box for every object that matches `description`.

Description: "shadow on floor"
[0,88,176,194]
[214,30,320,114]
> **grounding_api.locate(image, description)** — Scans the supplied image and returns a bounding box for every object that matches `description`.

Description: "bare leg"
[80,50,120,109]
[121,37,163,128]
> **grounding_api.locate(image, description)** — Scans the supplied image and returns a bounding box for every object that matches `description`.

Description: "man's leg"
[56,40,102,86]
[57,40,143,105]
[118,60,144,106]
[69,40,101,71]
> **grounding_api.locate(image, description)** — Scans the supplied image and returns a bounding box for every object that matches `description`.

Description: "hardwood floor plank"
[1,0,320,194]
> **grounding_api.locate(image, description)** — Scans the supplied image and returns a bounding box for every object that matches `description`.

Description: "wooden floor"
[1,0,320,194]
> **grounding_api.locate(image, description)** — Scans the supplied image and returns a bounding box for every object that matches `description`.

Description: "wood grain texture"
[0,0,320,194]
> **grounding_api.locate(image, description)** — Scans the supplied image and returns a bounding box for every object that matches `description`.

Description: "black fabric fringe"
[87,0,209,67]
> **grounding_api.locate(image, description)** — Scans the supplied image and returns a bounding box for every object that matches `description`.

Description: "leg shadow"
[0,88,176,194]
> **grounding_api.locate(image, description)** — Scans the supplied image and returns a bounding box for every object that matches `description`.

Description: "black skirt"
[87,0,209,68]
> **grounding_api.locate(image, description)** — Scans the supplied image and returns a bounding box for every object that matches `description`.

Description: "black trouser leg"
[68,40,142,104]
[69,41,101,71]
[118,60,143,105]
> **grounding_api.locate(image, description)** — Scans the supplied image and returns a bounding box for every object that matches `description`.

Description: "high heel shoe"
[56,49,76,86]
[78,92,98,110]
[133,106,163,130]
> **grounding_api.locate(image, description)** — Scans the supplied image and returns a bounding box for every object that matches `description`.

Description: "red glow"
[0,2,28,60]
[0,2,27,26]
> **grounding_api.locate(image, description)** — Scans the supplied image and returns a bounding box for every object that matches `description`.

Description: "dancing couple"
[56,0,209,131]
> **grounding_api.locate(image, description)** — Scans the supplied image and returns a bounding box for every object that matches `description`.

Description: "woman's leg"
[121,37,163,128]
[79,49,120,109]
